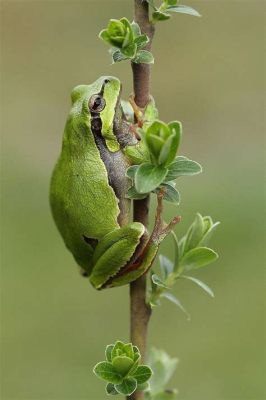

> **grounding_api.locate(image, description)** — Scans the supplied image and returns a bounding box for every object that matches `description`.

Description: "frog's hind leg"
[110,189,181,287]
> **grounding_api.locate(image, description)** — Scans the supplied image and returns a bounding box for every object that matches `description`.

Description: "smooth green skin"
[50,76,158,289]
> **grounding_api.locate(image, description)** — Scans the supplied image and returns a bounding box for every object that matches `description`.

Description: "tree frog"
[50,76,179,289]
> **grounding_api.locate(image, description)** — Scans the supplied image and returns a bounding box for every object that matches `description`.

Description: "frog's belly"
[50,161,121,269]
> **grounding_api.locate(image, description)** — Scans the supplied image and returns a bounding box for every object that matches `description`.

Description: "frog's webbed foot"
[151,188,181,244]
[116,188,180,279]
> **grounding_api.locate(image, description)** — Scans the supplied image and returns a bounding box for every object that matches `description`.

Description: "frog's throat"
[89,87,130,227]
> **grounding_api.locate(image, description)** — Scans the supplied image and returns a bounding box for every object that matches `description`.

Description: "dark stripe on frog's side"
[89,81,131,226]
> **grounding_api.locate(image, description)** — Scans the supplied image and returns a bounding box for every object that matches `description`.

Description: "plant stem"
[128,1,155,399]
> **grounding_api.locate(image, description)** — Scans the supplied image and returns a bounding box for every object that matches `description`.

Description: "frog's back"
[50,115,120,272]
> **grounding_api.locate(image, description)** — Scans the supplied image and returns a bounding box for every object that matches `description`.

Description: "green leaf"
[178,236,186,259]
[152,10,171,22]
[148,348,178,395]
[111,341,125,359]
[151,390,178,399]
[159,255,174,279]
[167,5,201,17]
[135,163,168,193]
[181,275,214,297]
[112,356,134,376]
[199,221,220,247]
[133,346,141,357]
[152,274,169,289]
[121,100,134,122]
[166,121,182,161]
[115,377,138,396]
[131,21,141,37]
[180,247,219,272]
[93,361,122,384]
[158,134,176,166]
[184,212,204,252]
[110,48,129,63]
[133,365,153,384]
[105,344,114,362]
[171,231,179,271]
[135,34,150,49]
[146,134,165,158]
[123,343,134,360]
[121,42,137,58]
[106,382,119,395]
[126,165,139,180]
[138,381,150,391]
[160,183,180,205]
[127,186,148,200]
[134,50,154,64]
[165,158,202,181]
[161,292,190,320]
[166,0,178,5]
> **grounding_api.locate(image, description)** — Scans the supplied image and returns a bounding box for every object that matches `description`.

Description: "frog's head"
[70,76,122,152]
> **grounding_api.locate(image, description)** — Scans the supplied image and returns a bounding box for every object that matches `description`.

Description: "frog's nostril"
[104,79,110,84]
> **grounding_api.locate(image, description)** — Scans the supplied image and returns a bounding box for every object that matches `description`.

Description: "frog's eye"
[88,95,106,113]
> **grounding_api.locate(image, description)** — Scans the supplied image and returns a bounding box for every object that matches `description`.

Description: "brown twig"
[128,1,155,399]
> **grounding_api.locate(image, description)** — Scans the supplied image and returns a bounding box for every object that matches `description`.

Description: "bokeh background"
[1,1,265,399]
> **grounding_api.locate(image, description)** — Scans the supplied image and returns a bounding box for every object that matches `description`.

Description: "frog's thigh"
[89,222,145,289]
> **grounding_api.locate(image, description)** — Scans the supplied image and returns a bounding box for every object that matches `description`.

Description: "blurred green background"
[1,1,265,399]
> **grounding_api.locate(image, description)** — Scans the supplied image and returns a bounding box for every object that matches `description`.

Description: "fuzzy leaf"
[148,348,178,395]
[121,100,134,122]
[131,21,141,36]
[134,50,154,64]
[153,10,171,21]
[161,292,190,320]
[184,213,204,252]
[171,231,179,271]
[133,365,153,384]
[135,163,168,193]
[127,186,148,200]
[115,377,138,396]
[199,221,220,247]
[135,34,150,49]
[112,356,134,376]
[181,275,214,297]
[167,5,201,17]
[152,274,169,289]
[106,382,119,395]
[126,165,139,180]
[159,255,174,279]
[150,390,178,399]
[105,344,114,362]
[110,48,129,63]
[180,247,218,272]
[165,158,202,181]
[160,183,180,205]
[93,361,122,384]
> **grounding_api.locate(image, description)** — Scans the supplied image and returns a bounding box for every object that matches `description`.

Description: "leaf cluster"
[145,348,178,400]
[146,0,201,22]
[99,18,154,64]
[126,119,202,204]
[149,213,220,317]
[93,341,152,396]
